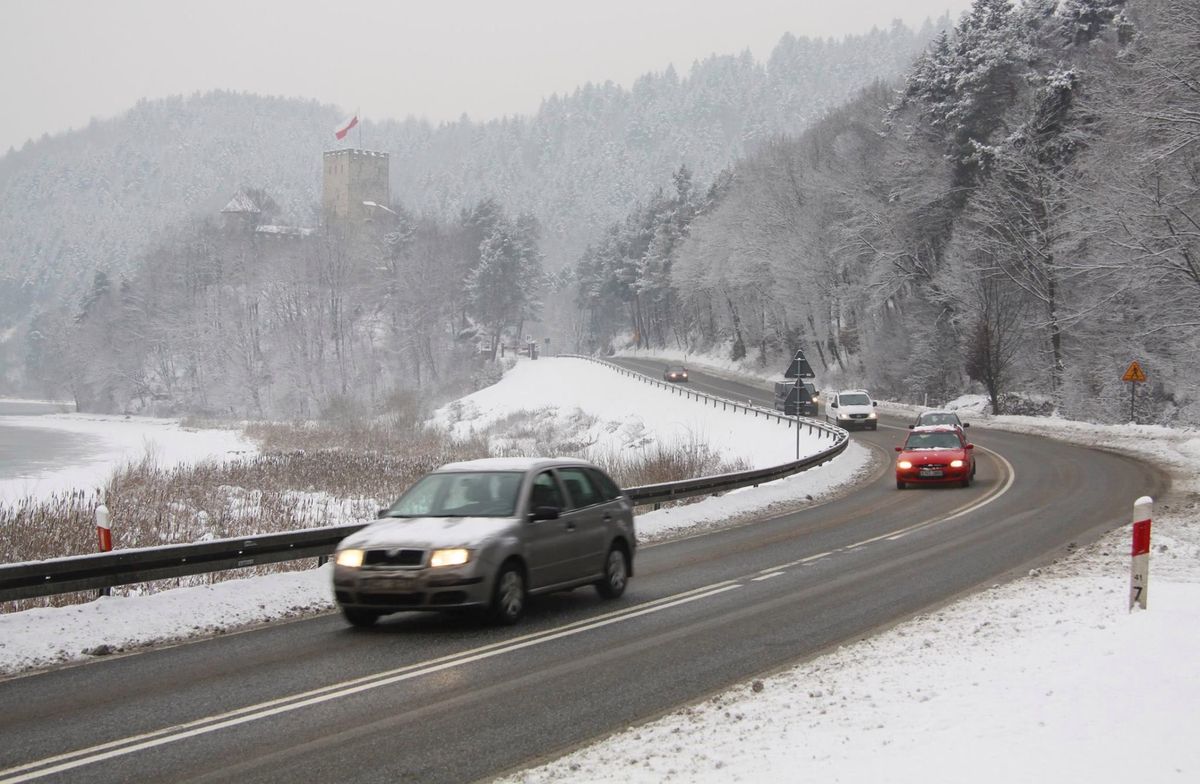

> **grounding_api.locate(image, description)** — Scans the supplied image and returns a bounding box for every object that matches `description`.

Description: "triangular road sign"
[1122,360,1147,383]
[784,350,816,379]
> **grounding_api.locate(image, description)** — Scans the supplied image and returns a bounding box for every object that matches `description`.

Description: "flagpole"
[357,107,362,150]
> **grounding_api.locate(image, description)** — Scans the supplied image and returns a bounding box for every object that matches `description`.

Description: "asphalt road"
[0,359,1167,783]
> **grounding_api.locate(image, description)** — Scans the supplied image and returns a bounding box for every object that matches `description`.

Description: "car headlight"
[430,548,470,567]
[335,549,364,568]
[897,460,913,470]
[950,459,964,468]
[867,412,877,419]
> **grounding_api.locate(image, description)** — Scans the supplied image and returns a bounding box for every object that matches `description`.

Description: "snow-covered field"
[2,356,1198,781]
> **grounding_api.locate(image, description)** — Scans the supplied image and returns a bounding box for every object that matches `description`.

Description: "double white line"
[4,447,1016,782]
[0,582,741,782]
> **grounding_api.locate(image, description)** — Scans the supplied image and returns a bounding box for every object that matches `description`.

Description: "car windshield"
[919,412,960,426]
[667,365,686,372]
[904,432,962,450]
[383,471,523,518]
[839,393,870,406]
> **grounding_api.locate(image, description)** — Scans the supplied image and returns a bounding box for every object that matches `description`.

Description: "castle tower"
[322,149,390,232]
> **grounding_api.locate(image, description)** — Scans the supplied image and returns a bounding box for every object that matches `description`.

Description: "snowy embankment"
[0,358,871,675]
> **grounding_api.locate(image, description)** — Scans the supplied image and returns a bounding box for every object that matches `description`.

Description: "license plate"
[919,468,943,477]
[367,574,417,591]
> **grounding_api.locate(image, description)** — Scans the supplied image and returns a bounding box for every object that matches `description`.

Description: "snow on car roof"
[435,456,595,472]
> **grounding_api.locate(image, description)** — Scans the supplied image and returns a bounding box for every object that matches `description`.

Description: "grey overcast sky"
[0,0,972,153]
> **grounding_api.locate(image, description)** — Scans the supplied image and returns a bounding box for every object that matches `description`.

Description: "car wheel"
[961,475,972,488]
[489,561,526,625]
[870,423,878,431]
[896,479,905,490]
[596,545,629,599]
[341,607,380,628]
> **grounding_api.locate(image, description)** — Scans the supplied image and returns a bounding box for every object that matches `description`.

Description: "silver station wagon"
[332,457,637,626]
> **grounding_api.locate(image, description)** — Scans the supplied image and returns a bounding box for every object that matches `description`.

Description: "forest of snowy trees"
[0,19,940,351]
[24,197,546,417]
[575,0,1199,424]
[3,0,1196,425]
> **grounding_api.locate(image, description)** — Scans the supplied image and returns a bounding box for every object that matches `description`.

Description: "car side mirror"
[963,422,970,427]
[830,401,838,408]
[965,444,975,450]
[908,424,914,429]
[529,505,560,521]
[872,401,878,407]
[376,508,389,518]
[894,446,902,452]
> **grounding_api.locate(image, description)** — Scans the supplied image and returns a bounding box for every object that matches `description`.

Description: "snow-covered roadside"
[6,357,1195,781]
[0,413,256,503]
[499,407,1200,783]
[0,359,871,676]
[435,357,829,470]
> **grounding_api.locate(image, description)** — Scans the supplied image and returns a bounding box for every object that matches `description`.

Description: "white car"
[827,389,878,431]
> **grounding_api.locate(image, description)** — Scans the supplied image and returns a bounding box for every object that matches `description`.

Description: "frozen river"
[0,400,100,486]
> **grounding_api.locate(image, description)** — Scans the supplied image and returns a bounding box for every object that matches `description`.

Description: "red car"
[895,425,976,489]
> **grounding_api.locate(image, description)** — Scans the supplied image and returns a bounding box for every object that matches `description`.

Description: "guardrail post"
[1129,496,1152,611]
[96,504,112,597]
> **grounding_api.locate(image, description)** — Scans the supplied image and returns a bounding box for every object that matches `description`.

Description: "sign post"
[96,504,112,598]
[1121,360,1147,422]
[784,349,815,460]
[794,374,801,459]
[1129,496,1152,611]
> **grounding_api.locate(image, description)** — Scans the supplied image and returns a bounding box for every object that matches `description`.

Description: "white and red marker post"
[1129,496,1152,611]
[96,503,112,597]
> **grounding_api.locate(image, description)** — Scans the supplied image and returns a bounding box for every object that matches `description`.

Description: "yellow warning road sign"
[1122,361,1147,383]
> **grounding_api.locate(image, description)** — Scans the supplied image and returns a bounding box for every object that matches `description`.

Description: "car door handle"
[602,514,612,522]
[565,522,576,531]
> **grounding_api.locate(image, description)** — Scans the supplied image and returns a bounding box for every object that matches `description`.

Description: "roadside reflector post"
[1129,496,1152,611]
[96,504,112,598]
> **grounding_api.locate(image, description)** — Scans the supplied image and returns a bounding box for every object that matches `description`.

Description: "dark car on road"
[333,457,637,626]
[664,365,689,382]
[773,380,819,417]
[909,409,969,432]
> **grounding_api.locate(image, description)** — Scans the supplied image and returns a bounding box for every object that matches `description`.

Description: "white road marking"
[3,414,1019,783]
[0,582,742,783]
[884,446,1016,541]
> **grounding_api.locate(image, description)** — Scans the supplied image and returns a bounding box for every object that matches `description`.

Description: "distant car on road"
[895,425,976,489]
[827,389,878,430]
[664,365,689,382]
[909,409,969,432]
[332,457,636,627]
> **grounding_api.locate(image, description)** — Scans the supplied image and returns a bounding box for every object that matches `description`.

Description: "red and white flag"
[334,114,359,141]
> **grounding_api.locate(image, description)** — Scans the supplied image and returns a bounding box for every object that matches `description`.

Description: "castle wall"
[322,149,390,230]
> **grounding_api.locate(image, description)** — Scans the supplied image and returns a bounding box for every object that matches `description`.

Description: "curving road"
[0,359,1166,783]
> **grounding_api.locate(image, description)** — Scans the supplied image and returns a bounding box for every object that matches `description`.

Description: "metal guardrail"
[0,357,848,603]
[563,354,841,437]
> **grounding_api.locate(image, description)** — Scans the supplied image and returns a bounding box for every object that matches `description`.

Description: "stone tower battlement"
[322,149,390,231]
